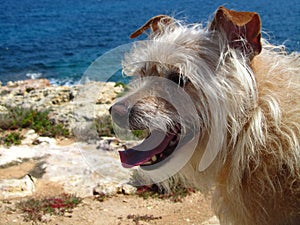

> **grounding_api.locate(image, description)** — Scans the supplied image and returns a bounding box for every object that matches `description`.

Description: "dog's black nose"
[110,101,128,117]
[110,101,130,128]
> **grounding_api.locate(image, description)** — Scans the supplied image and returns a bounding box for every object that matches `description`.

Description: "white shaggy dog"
[110,6,300,225]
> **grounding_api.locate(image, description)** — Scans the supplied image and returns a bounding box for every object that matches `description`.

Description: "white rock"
[21,129,39,145]
[93,182,119,196]
[201,216,220,225]
[37,136,57,145]
[6,81,16,87]
[120,184,137,195]
[0,175,36,199]
[0,105,8,115]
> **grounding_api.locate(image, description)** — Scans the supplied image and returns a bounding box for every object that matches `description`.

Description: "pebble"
[21,129,39,145]
[201,216,220,225]
[0,105,8,115]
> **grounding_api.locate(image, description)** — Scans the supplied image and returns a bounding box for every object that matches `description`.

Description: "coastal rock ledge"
[0,78,124,131]
[0,79,138,199]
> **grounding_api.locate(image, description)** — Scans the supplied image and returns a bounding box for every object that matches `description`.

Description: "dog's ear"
[130,15,173,39]
[210,6,262,59]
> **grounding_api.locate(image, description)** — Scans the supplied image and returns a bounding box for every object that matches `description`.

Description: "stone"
[1,79,51,94]
[41,214,52,223]
[120,184,137,195]
[21,129,39,145]
[37,137,57,145]
[201,216,220,225]
[93,182,119,196]
[0,175,36,199]
[0,105,8,116]
[6,81,16,87]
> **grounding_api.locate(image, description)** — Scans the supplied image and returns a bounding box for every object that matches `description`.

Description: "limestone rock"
[0,105,8,116]
[0,80,124,134]
[0,175,36,199]
[1,79,51,94]
[37,136,57,145]
[201,216,220,225]
[21,129,39,145]
[93,182,120,196]
[120,184,137,195]
[93,182,136,196]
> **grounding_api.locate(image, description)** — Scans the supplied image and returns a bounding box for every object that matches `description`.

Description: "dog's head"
[110,6,262,176]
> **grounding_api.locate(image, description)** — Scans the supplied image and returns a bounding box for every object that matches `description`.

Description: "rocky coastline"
[0,78,124,131]
[0,78,136,199]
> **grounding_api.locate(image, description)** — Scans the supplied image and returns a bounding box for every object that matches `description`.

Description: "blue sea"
[0,0,299,85]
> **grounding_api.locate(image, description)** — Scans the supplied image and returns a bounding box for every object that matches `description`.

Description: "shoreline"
[0,78,124,133]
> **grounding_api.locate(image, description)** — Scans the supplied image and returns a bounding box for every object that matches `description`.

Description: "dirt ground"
[0,159,215,225]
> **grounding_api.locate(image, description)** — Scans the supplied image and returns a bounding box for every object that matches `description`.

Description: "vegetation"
[93,115,115,137]
[16,193,82,222]
[136,184,196,203]
[114,81,127,89]
[1,131,23,146]
[0,106,69,146]
[114,81,129,98]
[126,214,162,225]
[93,114,148,139]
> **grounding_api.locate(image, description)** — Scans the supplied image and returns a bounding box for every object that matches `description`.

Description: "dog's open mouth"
[119,126,180,168]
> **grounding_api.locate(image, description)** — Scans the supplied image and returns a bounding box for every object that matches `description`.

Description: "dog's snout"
[110,101,128,117]
[110,101,131,128]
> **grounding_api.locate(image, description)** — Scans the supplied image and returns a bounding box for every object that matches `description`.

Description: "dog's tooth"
[168,135,180,147]
[152,155,157,162]
[169,141,175,147]
[169,139,177,147]
[142,161,152,165]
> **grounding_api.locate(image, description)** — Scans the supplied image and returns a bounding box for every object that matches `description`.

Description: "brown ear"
[210,6,262,58]
[130,15,173,39]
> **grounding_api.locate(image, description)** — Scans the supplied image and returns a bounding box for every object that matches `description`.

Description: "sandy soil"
[1,192,214,225]
[0,159,215,225]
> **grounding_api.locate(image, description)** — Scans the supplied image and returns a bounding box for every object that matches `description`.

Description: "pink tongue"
[119,130,176,168]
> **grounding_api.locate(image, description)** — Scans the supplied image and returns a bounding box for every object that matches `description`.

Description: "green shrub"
[0,107,69,138]
[114,82,129,98]
[136,184,196,203]
[1,132,23,146]
[114,81,126,88]
[131,129,148,139]
[93,114,149,140]
[93,115,115,137]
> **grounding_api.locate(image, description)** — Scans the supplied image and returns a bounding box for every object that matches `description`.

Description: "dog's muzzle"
[109,101,130,128]
[110,100,149,130]
[109,100,182,168]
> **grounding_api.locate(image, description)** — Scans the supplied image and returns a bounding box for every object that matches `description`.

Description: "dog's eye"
[168,73,186,87]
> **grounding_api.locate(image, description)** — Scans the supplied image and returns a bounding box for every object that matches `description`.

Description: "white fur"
[120,17,300,225]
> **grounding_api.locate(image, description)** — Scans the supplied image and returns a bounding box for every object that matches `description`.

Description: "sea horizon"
[1,0,299,86]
